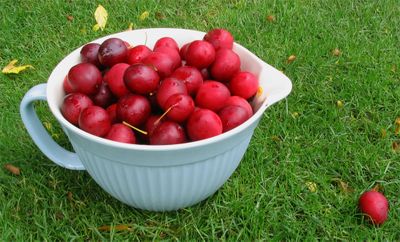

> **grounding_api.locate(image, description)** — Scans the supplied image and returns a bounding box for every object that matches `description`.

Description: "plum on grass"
[359,190,389,225]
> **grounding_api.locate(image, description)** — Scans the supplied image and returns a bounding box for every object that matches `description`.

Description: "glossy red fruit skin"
[98,38,128,67]
[170,66,203,96]
[92,81,116,108]
[229,71,259,99]
[156,78,188,109]
[185,40,216,69]
[124,64,160,95]
[127,45,152,65]
[67,63,102,95]
[154,37,179,51]
[154,46,181,69]
[80,43,101,67]
[106,103,119,124]
[225,96,253,119]
[195,81,231,112]
[143,51,176,79]
[103,63,131,98]
[164,94,195,123]
[78,106,111,137]
[187,108,223,141]
[179,43,190,60]
[117,94,151,127]
[63,76,74,94]
[359,190,389,225]
[105,123,136,144]
[203,28,234,50]
[210,49,241,82]
[61,93,93,125]
[149,121,186,145]
[218,105,249,132]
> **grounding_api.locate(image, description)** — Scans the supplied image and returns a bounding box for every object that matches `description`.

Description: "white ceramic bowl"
[20,28,292,211]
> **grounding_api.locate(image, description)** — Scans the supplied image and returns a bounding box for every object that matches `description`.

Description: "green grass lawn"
[1,0,400,240]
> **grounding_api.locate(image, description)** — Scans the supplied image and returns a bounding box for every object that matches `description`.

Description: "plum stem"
[155,104,176,125]
[122,121,148,135]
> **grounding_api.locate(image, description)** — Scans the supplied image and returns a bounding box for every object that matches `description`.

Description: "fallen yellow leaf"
[291,112,299,118]
[127,22,134,31]
[98,224,133,232]
[2,59,33,74]
[305,181,317,193]
[93,4,108,31]
[139,11,149,21]
[287,55,296,63]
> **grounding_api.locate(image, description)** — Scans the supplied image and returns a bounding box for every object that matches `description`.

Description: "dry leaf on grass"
[305,181,317,193]
[66,15,73,21]
[287,55,296,63]
[98,224,133,232]
[139,11,149,21]
[332,178,354,193]
[391,65,396,73]
[266,15,275,22]
[395,117,400,135]
[67,191,73,201]
[392,141,400,152]
[127,22,133,31]
[4,164,21,175]
[93,4,108,31]
[372,183,384,192]
[2,59,33,74]
[332,48,341,56]
[381,129,387,138]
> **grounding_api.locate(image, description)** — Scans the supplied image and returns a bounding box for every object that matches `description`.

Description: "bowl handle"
[20,83,85,170]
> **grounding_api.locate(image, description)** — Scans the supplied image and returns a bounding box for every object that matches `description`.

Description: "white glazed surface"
[22,28,292,211]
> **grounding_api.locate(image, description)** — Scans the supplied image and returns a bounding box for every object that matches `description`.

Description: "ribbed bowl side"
[72,135,252,211]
